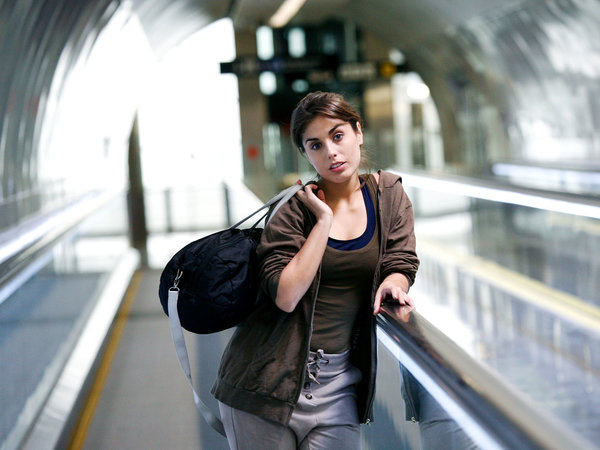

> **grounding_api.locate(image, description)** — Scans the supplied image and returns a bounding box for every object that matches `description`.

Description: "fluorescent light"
[259,71,277,95]
[288,27,306,57]
[256,26,274,59]
[268,0,307,28]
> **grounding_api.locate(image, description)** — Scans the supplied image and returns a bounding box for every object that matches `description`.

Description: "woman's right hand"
[296,184,333,222]
[275,183,332,313]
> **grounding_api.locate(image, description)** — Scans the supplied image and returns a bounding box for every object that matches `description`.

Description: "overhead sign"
[220,55,338,77]
[221,56,408,82]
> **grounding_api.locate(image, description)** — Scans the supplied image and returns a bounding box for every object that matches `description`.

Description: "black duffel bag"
[158,182,301,334]
[158,226,263,334]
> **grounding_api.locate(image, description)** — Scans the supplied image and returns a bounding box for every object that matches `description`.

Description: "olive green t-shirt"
[310,175,379,354]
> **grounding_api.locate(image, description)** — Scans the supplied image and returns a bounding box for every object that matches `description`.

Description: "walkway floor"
[76,269,231,449]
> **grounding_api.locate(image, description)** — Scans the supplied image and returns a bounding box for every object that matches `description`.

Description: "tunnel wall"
[0,0,119,229]
[0,0,228,232]
[344,0,600,174]
[420,0,600,170]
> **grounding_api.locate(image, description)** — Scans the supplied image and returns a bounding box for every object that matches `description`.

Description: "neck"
[320,174,361,203]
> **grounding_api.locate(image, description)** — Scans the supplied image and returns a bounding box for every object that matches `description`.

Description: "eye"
[333,132,343,141]
[309,142,321,151]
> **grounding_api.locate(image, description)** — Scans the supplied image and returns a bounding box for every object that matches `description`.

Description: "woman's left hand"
[373,273,414,315]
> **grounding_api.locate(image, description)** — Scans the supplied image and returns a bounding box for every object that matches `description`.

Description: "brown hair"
[290,91,363,154]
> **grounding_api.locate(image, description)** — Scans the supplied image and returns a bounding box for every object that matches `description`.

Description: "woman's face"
[301,115,363,184]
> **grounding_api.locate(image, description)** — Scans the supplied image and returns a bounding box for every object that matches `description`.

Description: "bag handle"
[167,183,302,437]
[229,182,302,229]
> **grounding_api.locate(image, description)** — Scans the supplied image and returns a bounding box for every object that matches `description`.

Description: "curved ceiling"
[1,0,599,227]
[229,0,600,168]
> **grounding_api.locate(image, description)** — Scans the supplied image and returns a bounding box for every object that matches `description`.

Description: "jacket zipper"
[363,178,385,423]
[290,209,320,419]
[298,267,320,403]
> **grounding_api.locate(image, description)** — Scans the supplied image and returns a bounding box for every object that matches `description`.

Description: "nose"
[324,141,337,159]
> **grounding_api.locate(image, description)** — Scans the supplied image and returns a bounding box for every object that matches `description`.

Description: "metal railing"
[389,168,600,448]
[0,188,121,306]
[143,182,263,234]
[376,303,596,449]
[0,180,69,232]
[396,169,600,219]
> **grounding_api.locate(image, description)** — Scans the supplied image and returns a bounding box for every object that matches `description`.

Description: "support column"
[127,113,148,267]
[234,29,276,199]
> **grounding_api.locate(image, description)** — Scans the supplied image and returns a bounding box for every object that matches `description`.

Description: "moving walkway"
[1,173,598,449]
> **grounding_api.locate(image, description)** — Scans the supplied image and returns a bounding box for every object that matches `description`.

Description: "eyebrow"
[304,123,344,144]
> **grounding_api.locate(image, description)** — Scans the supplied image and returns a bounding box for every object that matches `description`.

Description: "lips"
[329,162,345,171]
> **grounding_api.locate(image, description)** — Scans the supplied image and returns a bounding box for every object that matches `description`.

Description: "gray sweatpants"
[218,349,362,450]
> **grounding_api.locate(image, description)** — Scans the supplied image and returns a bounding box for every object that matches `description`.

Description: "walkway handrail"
[376,303,595,450]
[0,188,120,306]
[393,169,600,219]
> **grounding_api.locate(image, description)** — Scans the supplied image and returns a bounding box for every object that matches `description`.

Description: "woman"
[212,91,419,449]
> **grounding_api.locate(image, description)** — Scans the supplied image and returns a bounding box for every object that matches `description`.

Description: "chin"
[324,169,358,183]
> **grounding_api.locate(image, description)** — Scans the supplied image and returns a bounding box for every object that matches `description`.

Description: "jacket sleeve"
[256,196,308,301]
[380,182,420,286]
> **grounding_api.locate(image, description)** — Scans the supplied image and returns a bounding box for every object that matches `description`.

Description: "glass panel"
[405,181,600,444]
[407,185,600,306]
[363,340,480,449]
[0,194,129,446]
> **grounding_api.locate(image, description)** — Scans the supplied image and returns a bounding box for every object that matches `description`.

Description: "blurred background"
[1,1,599,449]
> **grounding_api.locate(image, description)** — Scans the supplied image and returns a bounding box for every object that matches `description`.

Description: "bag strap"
[168,286,226,436]
[167,183,301,437]
[229,182,302,229]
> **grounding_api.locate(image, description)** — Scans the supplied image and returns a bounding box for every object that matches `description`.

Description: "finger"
[304,184,318,197]
[396,292,414,308]
[373,287,383,315]
[295,189,310,205]
[304,185,327,206]
[383,287,409,305]
[297,184,316,196]
[373,295,382,315]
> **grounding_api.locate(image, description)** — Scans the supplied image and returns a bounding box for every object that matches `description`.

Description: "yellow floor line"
[67,270,143,450]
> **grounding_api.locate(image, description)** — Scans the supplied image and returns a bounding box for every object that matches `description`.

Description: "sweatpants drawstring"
[306,349,330,384]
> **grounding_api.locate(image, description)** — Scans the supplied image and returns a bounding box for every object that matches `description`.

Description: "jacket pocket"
[218,306,303,402]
